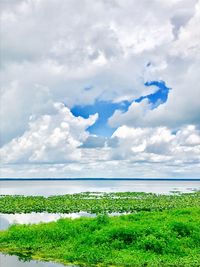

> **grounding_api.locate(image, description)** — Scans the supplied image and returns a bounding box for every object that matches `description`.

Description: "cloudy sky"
[0,0,200,178]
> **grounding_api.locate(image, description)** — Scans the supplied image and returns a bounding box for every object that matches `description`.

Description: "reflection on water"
[0,180,199,196]
[0,253,75,267]
[0,212,127,230]
[0,212,95,230]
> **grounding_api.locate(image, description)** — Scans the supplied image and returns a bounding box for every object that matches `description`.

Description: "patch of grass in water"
[0,191,199,214]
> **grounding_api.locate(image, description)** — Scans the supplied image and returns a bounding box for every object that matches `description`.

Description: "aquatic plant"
[0,191,199,214]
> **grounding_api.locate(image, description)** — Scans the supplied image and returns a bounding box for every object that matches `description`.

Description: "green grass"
[0,191,199,214]
[1,207,200,266]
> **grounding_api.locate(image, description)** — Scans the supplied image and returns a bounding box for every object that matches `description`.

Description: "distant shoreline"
[0,178,200,181]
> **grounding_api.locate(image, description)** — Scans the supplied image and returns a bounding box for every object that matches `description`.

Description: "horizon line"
[0,178,200,181]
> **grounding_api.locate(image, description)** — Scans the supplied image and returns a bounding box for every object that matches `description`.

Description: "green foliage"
[96,214,109,225]
[0,191,199,214]
[139,234,167,254]
[170,221,193,237]
[0,207,200,266]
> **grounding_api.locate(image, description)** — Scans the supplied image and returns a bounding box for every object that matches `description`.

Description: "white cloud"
[0,0,200,178]
[109,57,200,129]
[1,123,200,178]
[109,1,200,130]
[1,0,199,143]
[171,0,200,59]
[109,125,200,167]
[0,103,98,163]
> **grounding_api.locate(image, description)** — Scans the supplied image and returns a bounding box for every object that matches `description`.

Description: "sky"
[0,0,200,178]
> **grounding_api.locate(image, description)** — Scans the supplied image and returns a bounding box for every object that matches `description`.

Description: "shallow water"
[0,212,127,230]
[0,253,75,267]
[0,212,96,230]
[1,180,199,196]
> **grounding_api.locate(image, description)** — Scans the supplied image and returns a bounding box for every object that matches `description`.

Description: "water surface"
[0,253,74,267]
[0,212,96,230]
[1,180,199,196]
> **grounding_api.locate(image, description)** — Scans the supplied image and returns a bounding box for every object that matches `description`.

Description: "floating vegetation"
[0,191,199,214]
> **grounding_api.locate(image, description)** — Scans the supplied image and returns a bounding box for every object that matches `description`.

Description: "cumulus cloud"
[110,125,200,166]
[0,103,98,163]
[1,0,199,143]
[109,0,200,130]
[109,58,200,129]
[1,124,199,178]
[110,8,200,129]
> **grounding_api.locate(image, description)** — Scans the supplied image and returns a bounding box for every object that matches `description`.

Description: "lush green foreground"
[0,191,199,214]
[0,207,200,266]
[0,192,200,266]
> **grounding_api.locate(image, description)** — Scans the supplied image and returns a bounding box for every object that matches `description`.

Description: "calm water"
[0,180,199,196]
[0,212,96,230]
[0,253,75,267]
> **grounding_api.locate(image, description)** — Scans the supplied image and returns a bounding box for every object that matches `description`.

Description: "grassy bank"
[0,207,200,266]
[0,191,199,214]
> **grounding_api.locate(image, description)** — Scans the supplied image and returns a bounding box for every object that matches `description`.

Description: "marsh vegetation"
[0,191,199,214]
[0,192,200,266]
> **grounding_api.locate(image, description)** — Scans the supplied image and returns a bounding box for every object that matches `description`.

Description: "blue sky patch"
[135,80,171,109]
[71,100,128,136]
[71,80,171,136]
